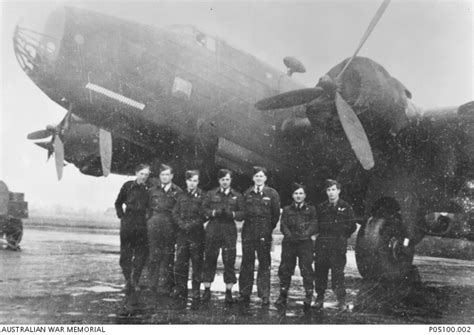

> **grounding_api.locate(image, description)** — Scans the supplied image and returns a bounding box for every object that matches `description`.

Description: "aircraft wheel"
[355,216,414,282]
[5,218,23,250]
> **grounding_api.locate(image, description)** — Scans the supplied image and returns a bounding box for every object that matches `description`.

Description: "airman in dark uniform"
[275,183,317,311]
[147,164,182,295]
[238,166,280,306]
[314,179,357,311]
[201,169,244,304]
[171,170,206,307]
[114,164,150,295]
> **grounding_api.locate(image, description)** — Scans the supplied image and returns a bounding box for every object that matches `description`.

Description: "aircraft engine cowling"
[281,116,312,140]
[309,57,412,139]
[32,121,150,177]
[61,123,101,176]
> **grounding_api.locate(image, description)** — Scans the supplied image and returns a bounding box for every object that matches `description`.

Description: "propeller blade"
[53,135,65,180]
[337,0,391,79]
[47,145,54,161]
[99,129,112,177]
[34,141,53,151]
[335,92,374,170]
[33,140,54,161]
[58,105,73,131]
[255,87,324,110]
[27,129,52,140]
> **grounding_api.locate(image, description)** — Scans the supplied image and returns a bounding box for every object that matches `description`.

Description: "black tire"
[355,216,414,282]
[5,218,23,249]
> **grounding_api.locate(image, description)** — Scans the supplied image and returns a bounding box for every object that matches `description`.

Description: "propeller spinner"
[255,0,391,170]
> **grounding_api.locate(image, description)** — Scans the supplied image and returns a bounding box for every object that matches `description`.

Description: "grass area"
[24,214,119,230]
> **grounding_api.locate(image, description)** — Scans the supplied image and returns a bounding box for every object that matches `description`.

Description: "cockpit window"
[204,35,216,52]
[167,25,216,52]
[167,25,195,36]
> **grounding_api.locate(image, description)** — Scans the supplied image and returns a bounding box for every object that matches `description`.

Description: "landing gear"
[355,216,414,282]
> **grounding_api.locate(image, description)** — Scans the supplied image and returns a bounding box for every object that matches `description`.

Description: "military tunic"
[147,182,182,292]
[172,188,206,296]
[239,186,280,300]
[278,202,317,292]
[314,199,356,300]
[114,180,149,288]
[201,188,244,284]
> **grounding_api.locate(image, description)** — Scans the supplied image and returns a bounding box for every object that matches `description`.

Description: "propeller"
[34,141,53,151]
[335,91,374,169]
[99,129,112,177]
[255,87,324,111]
[53,134,65,180]
[28,109,114,179]
[336,0,391,81]
[26,129,52,140]
[255,0,391,170]
[27,106,73,180]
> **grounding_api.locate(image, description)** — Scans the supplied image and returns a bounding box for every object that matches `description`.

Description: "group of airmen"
[115,163,356,312]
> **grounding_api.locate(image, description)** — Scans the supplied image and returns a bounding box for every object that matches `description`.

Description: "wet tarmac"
[0,225,473,324]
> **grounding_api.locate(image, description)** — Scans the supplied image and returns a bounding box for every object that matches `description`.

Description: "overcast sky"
[1,0,472,211]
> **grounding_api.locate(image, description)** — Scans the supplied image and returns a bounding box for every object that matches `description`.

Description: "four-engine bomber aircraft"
[13,2,473,282]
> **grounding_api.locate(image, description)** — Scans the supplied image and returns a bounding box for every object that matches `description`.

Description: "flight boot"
[336,296,347,311]
[261,296,270,306]
[225,289,234,304]
[303,290,313,313]
[191,282,201,309]
[314,294,324,311]
[237,294,251,307]
[202,288,211,302]
[275,288,288,308]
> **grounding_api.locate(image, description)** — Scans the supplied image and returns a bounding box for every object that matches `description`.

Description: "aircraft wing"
[407,101,474,124]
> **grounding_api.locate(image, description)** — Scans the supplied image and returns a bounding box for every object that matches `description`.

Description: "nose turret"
[13,7,65,74]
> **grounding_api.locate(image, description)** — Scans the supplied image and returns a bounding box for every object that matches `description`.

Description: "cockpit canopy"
[167,24,216,52]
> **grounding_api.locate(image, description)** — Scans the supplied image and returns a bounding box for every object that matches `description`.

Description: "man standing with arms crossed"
[314,179,357,311]
[238,166,280,307]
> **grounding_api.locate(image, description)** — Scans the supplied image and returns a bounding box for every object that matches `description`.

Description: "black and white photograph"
[1,0,473,327]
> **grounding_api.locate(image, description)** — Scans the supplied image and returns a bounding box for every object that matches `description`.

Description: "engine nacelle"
[423,180,474,240]
[304,57,413,156]
[35,121,152,177]
[281,116,312,140]
[326,57,412,135]
[424,212,473,240]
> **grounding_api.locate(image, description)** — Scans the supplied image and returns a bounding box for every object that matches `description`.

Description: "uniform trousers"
[278,239,314,291]
[314,246,347,300]
[174,230,204,294]
[239,236,272,298]
[147,213,176,291]
[202,223,237,284]
[119,212,148,286]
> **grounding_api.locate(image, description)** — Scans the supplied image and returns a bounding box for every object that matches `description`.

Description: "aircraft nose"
[13,7,65,73]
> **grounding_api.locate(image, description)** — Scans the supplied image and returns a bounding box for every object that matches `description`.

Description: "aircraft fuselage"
[14,6,473,244]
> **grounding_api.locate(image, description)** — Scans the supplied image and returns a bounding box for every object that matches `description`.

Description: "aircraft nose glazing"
[12,7,66,75]
[13,25,60,73]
